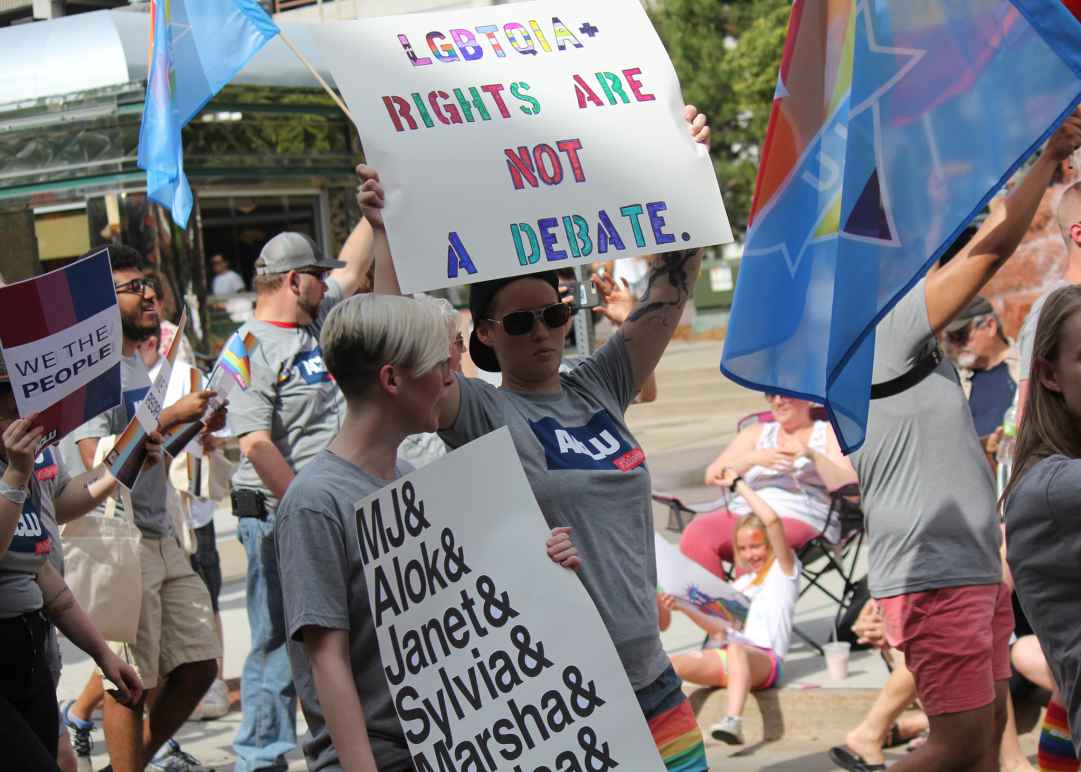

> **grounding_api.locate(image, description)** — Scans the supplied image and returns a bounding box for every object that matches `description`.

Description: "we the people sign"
[321,0,732,293]
[0,249,121,446]
[356,428,664,771]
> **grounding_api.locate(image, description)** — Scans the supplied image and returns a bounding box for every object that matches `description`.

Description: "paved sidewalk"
[55,340,1041,770]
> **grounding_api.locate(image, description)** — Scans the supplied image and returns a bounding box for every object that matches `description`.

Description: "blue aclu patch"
[529,410,646,472]
[288,348,333,385]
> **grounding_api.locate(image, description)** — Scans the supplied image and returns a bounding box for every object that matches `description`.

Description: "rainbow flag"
[721,0,1081,452]
[138,0,278,227]
[217,331,255,389]
[0,249,121,447]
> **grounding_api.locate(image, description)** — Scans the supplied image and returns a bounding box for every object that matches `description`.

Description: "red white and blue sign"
[0,249,122,446]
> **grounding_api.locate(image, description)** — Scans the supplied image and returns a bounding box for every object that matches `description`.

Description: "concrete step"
[686,685,880,746]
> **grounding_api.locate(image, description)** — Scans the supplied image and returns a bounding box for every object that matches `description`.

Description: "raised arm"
[925,110,1081,334]
[723,468,796,578]
[800,428,858,492]
[356,164,462,428]
[54,433,163,524]
[617,105,710,393]
[330,217,376,297]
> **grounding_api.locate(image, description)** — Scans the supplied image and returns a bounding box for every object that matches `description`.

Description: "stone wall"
[983,160,1078,338]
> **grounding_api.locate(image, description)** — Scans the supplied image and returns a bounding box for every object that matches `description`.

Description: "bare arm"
[804,429,858,492]
[303,627,380,772]
[634,373,658,404]
[53,466,118,525]
[238,431,294,501]
[331,218,376,297]
[705,425,765,485]
[729,473,796,577]
[38,562,143,705]
[925,111,1081,334]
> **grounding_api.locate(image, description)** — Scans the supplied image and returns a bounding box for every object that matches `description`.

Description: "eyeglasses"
[114,278,154,296]
[486,303,573,336]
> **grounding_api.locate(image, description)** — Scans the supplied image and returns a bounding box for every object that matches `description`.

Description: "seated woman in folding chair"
[660,468,799,746]
[680,393,857,579]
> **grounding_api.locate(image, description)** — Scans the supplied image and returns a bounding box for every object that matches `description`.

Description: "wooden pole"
[276,30,355,123]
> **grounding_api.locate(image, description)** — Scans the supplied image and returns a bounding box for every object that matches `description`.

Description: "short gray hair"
[320,294,448,400]
[413,294,461,343]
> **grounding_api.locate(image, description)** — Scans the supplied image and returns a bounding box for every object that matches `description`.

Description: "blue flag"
[137,0,279,227]
[721,0,1081,452]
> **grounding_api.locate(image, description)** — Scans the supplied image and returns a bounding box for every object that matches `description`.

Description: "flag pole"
[276,30,355,123]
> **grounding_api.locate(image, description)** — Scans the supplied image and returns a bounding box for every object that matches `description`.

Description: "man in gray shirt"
[65,245,223,772]
[848,117,1081,772]
[226,228,370,772]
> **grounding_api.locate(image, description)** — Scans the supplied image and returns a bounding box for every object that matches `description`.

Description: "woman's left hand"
[99,652,144,707]
[684,105,710,145]
[717,466,740,490]
[546,526,581,571]
[593,273,637,327]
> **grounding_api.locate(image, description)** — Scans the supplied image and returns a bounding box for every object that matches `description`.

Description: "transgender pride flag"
[721,0,1081,452]
[0,249,122,446]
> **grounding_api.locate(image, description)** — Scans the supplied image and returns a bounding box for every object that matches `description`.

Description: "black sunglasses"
[114,278,154,296]
[487,303,572,336]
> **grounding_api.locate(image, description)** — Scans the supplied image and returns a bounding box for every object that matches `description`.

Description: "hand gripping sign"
[319,0,732,293]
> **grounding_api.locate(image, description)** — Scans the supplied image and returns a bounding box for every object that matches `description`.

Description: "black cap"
[468,272,560,373]
[946,295,995,334]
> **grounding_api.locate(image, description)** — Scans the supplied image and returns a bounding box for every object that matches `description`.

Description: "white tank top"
[727,420,838,544]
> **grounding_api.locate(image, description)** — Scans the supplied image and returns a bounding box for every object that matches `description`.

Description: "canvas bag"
[60,436,143,644]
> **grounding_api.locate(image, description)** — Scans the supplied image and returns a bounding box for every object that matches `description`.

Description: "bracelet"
[727,475,744,494]
[0,475,28,506]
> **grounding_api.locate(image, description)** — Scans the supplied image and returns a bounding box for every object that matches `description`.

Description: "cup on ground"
[823,641,851,681]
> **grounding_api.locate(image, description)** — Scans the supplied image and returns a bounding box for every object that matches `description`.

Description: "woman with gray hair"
[274,294,579,772]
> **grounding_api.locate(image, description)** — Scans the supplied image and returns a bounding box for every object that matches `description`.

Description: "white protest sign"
[134,309,187,432]
[357,427,664,771]
[320,0,732,294]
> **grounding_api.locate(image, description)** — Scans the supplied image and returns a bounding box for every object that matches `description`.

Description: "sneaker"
[61,700,94,758]
[190,678,230,721]
[710,715,745,745]
[148,739,214,771]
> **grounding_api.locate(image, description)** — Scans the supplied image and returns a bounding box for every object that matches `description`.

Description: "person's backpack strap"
[870,341,943,400]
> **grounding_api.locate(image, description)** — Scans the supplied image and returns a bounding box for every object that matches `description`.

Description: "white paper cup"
[823,641,851,681]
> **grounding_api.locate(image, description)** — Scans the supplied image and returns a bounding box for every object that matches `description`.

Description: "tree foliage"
[651,0,792,238]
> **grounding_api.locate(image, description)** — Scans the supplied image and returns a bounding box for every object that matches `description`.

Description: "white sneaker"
[710,715,744,745]
[190,679,230,721]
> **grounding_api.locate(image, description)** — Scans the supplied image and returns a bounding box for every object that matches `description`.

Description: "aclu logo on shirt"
[529,410,646,472]
[34,448,58,482]
[9,499,50,557]
[281,348,334,386]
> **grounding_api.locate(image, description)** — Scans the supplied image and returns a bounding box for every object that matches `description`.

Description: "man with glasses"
[1016,180,1081,422]
[943,296,1018,446]
[224,230,368,772]
[60,245,226,772]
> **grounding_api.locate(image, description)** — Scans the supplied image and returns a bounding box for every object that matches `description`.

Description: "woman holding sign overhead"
[360,104,713,770]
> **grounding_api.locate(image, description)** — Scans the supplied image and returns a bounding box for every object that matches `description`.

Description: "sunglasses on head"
[114,278,154,296]
[487,303,573,336]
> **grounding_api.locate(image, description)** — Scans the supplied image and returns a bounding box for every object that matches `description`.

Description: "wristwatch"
[727,475,744,494]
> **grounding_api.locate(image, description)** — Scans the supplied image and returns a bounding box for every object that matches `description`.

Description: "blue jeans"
[234,516,297,772]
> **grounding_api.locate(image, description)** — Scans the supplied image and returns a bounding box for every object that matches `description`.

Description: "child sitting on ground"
[662,466,800,745]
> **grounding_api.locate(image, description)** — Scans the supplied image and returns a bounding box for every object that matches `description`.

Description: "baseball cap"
[254,232,345,276]
[946,295,995,334]
[468,272,560,373]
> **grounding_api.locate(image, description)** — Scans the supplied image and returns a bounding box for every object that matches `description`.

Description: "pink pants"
[679,509,819,578]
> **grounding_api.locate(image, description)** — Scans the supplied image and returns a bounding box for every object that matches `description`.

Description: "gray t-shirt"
[228,280,345,511]
[66,354,172,536]
[1017,279,1070,381]
[276,450,411,771]
[852,280,1001,598]
[1005,454,1081,755]
[0,449,70,620]
[439,332,667,691]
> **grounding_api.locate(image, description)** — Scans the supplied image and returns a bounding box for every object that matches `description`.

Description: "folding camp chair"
[651,408,867,655]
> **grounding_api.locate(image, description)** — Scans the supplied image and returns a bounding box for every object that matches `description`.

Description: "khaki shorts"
[108,534,220,690]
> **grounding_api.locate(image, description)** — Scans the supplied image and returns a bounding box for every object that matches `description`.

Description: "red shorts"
[880,582,1013,717]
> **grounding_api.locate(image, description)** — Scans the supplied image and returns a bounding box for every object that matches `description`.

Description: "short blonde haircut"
[320,294,448,400]
[413,294,461,344]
